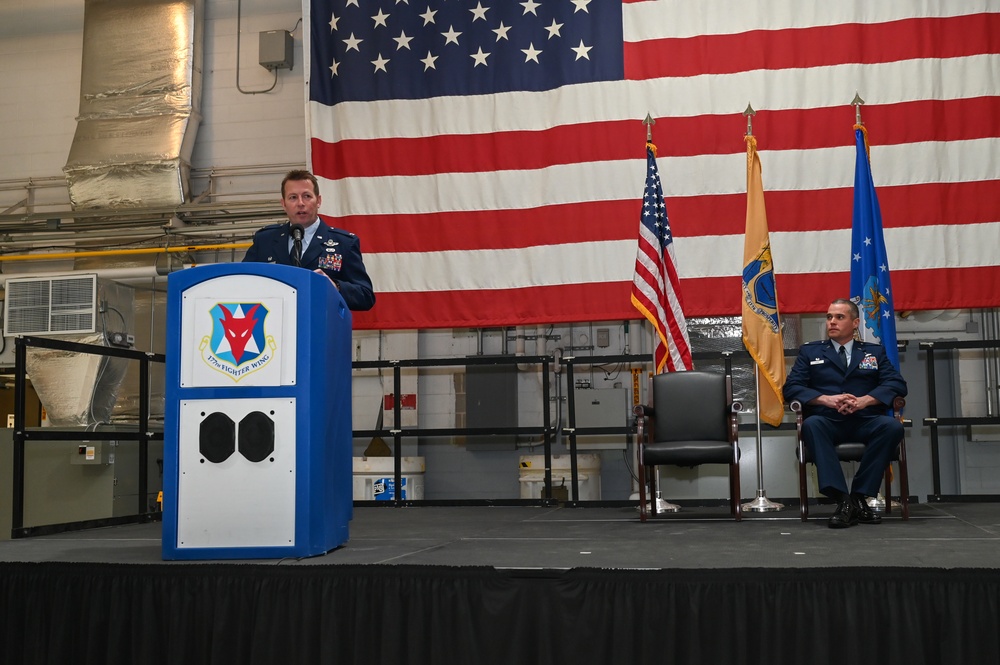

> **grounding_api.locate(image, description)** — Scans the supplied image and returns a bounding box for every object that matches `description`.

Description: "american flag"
[631,143,692,373]
[305,0,1000,330]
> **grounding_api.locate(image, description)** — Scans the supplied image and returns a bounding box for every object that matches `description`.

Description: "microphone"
[290,224,304,267]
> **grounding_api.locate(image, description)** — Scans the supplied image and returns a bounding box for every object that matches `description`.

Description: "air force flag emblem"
[854,276,890,343]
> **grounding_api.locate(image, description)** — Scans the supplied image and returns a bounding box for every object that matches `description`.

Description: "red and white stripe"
[632,232,693,372]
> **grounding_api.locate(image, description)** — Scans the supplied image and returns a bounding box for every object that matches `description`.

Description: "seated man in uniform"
[784,298,907,528]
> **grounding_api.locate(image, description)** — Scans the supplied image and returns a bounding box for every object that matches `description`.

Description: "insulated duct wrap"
[27,333,130,427]
[64,0,203,209]
[25,281,136,427]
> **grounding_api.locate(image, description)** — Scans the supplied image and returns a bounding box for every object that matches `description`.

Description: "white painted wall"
[192,1,308,174]
[0,0,306,198]
[0,4,83,206]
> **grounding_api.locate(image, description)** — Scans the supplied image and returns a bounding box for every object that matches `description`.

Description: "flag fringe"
[854,123,871,160]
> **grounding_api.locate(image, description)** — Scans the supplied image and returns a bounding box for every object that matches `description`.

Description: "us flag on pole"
[305,1,1000,330]
[631,143,692,373]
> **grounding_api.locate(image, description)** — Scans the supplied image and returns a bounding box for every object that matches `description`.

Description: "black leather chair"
[633,370,742,522]
[790,396,909,521]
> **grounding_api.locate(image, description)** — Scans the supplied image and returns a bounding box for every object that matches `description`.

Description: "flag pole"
[639,111,680,515]
[740,102,783,514]
[742,364,783,512]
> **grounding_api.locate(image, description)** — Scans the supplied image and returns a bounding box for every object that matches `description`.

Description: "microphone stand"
[290,224,304,267]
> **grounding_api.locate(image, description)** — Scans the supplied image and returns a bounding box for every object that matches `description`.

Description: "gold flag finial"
[852,92,865,126]
[743,103,756,136]
[643,113,656,142]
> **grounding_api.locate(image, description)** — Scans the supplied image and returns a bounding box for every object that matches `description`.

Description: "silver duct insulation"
[24,280,136,427]
[27,333,130,427]
[64,0,204,209]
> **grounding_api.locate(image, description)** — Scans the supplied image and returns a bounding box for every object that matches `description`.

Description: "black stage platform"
[2,502,1000,664]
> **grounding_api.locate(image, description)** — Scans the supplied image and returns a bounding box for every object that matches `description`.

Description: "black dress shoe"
[828,499,858,529]
[852,495,882,525]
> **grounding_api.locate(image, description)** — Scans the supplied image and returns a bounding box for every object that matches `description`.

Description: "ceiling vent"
[3,274,98,336]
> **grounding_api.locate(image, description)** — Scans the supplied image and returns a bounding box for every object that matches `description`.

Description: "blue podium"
[162,263,352,559]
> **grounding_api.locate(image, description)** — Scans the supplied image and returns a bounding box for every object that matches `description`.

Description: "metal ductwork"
[4,276,136,427]
[63,0,204,210]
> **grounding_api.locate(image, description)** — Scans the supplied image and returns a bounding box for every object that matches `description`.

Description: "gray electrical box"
[259,30,294,70]
[466,362,518,448]
[70,442,110,465]
[596,328,610,348]
[572,388,628,450]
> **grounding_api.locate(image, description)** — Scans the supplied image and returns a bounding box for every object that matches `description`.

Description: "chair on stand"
[633,370,743,522]
[790,396,909,521]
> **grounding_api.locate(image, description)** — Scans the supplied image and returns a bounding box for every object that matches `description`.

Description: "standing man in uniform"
[243,169,375,312]
[784,298,907,528]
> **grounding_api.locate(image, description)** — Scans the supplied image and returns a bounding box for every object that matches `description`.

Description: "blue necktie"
[839,345,847,369]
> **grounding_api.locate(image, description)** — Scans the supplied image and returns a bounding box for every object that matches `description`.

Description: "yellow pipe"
[0,242,252,262]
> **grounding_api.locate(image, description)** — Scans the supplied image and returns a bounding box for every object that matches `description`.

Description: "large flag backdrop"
[305,0,1000,330]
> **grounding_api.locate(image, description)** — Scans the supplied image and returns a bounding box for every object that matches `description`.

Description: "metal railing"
[919,339,1000,498]
[9,337,958,533]
[10,336,165,538]
[353,354,556,506]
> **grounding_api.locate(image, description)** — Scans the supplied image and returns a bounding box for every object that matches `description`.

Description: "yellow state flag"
[741,135,786,427]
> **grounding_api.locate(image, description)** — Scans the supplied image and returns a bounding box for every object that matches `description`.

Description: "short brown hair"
[831,298,860,320]
[281,169,320,198]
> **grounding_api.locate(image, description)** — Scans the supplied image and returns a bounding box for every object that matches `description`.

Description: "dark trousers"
[802,414,904,498]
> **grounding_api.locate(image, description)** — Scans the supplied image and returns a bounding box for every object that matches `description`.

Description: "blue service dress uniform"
[784,339,907,498]
[242,222,375,312]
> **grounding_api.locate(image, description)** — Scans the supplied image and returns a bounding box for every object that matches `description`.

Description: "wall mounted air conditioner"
[3,274,98,336]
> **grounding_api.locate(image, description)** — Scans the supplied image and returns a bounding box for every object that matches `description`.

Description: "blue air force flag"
[850,126,900,371]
